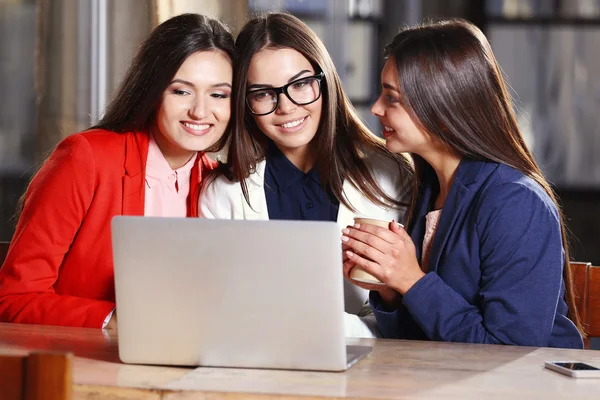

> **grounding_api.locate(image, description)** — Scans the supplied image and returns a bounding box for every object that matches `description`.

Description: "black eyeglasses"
[246,72,325,116]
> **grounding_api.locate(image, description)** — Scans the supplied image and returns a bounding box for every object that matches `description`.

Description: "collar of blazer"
[240,159,367,225]
[121,130,206,217]
[122,131,149,216]
[412,158,492,272]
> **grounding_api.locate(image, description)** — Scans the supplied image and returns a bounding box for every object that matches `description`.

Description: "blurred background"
[1,0,600,265]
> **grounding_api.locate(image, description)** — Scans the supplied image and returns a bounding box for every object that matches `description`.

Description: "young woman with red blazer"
[0,14,235,329]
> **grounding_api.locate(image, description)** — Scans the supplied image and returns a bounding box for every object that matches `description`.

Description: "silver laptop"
[111,216,371,371]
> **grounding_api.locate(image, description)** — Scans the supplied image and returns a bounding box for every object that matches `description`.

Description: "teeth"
[384,126,394,132]
[183,122,210,131]
[281,117,305,129]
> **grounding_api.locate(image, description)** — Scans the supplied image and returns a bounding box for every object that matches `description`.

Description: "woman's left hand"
[341,221,425,295]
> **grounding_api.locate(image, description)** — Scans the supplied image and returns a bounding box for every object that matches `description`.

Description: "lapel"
[409,172,434,265]
[240,160,270,220]
[121,131,215,217]
[188,153,219,218]
[416,159,487,273]
[122,131,149,216]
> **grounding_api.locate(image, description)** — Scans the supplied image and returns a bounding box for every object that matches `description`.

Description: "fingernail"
[341,235,349,242]
[354,223,361,229]
[342,228,350,234]
[345,250,354,257]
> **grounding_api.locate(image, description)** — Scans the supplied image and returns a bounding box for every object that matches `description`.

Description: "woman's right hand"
[342,258,402,309]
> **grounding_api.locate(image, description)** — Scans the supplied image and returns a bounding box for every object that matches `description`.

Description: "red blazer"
[0,129,216,328]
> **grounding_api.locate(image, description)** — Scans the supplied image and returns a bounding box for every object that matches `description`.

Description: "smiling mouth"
[277,116,307,129]
[383,126,394,132]
[182,122,211,131]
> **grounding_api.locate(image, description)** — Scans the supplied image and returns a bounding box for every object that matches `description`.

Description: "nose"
[275,92,296,115]
[371,95,384,117]
[189,97,208,119]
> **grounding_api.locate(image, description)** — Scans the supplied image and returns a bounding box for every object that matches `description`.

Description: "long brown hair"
[385,19,583,334]
[224,12,411,211]
[16,14,235,220]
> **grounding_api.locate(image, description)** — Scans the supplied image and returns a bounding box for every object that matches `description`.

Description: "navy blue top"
[264,144,339,221]
[370,159,583,349]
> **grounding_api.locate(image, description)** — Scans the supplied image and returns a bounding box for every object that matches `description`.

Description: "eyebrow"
[170,79,232,89]
[247,69,312,90]
[383,83,400,92]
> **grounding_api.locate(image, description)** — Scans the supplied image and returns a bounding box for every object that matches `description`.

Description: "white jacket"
[199,153,408,337]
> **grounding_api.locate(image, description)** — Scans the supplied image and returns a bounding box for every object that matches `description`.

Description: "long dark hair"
[15,14,235,220]
[224,12,411,211]
[385,19,582,334]
[94,13,235,145]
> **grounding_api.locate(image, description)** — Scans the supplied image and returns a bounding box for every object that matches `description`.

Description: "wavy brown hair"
[223,12,411,212]
[385,19,583,334]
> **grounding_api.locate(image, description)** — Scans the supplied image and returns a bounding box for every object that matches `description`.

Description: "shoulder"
[56,129,126,160]
[476,163,559,226]
[79,129,129,153]
[29,132,111,193]
[41,132,101,171]
[203,159,265,196]
[72,128,125,147]
[199,168,255,218]
[200,167,257,210]
[203,171,244,198]
[480,164,555,209]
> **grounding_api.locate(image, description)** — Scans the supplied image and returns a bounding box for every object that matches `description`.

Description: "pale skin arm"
[341,221,425,306]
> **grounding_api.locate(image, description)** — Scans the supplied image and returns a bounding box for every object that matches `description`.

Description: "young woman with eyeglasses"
[199,12,413,338]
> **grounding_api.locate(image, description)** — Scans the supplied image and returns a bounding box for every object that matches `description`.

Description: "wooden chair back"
[570,261,600,346]
[0,352,72,400]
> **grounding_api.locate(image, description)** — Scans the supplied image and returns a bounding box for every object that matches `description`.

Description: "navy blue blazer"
[370,159,583,348]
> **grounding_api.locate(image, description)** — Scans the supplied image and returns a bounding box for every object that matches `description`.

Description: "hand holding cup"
[341,217,425,296]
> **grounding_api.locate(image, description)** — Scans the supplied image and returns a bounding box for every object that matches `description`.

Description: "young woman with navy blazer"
[199,13,413,338]
[0,14,234,329]
[341,19,584,348]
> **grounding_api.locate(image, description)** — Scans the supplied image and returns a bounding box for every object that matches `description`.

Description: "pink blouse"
[421,209,442,272]
[144,135,197,217]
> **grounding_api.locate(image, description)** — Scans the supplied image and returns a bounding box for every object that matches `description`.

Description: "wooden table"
[0,323,599,399]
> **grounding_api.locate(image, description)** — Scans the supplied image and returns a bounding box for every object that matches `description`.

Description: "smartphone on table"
[544,361,600,378]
